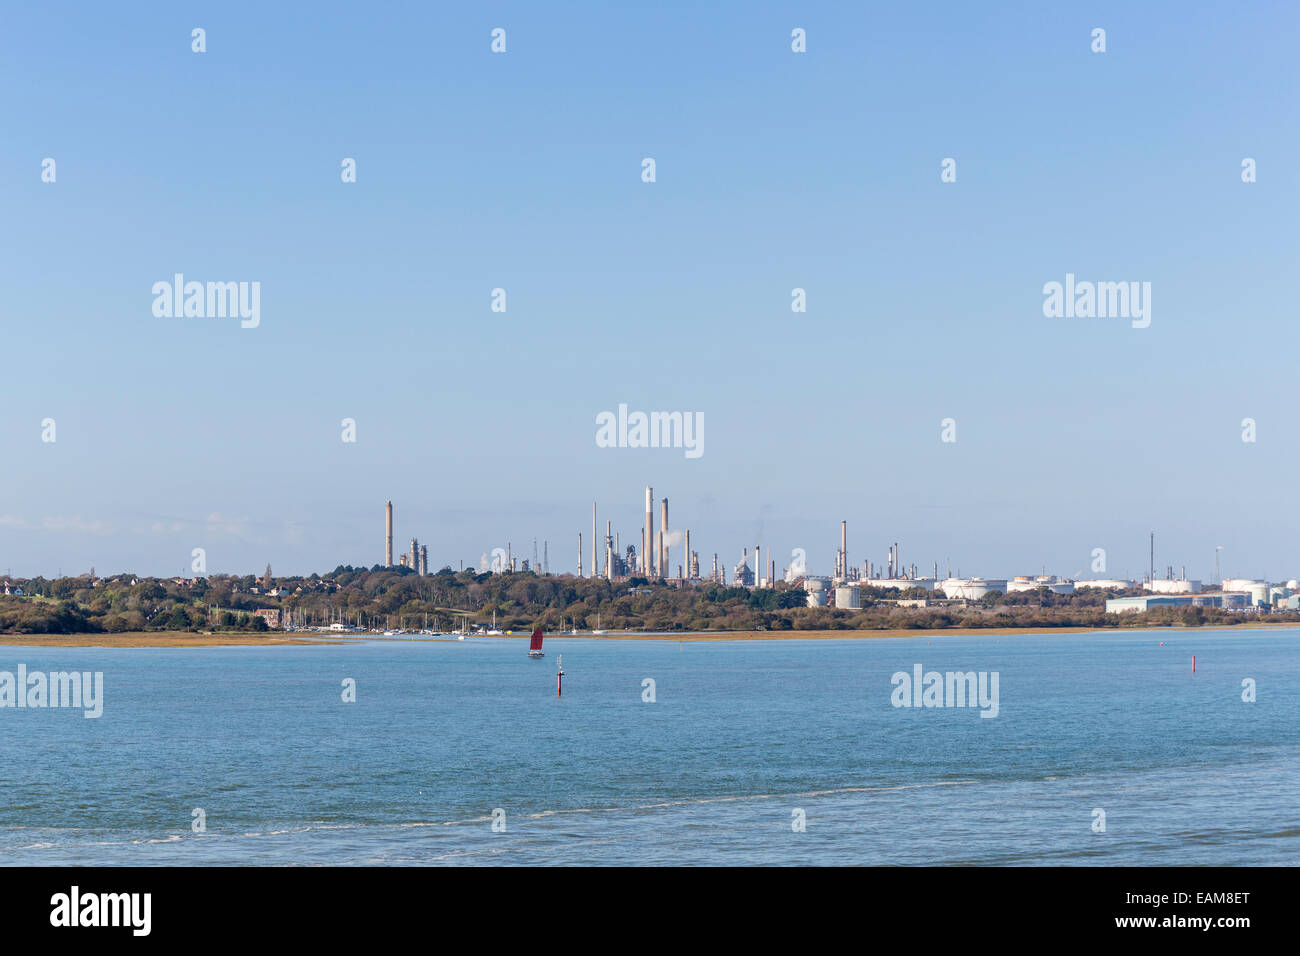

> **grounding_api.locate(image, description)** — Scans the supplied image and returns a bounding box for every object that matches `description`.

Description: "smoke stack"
[844,524,850,577]
[606,520,614,581]
[645,487,654,576]
[578,533,583,577]
[660,497,669,579]
[684,529,691,578]
[385,501,393,568]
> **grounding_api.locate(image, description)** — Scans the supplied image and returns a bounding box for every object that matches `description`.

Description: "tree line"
[0,566,1292,634]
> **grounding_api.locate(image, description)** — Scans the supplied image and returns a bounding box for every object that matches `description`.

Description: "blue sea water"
[0,629,1296,865]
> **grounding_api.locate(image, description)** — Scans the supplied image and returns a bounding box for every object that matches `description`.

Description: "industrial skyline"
[364,492,1290,607]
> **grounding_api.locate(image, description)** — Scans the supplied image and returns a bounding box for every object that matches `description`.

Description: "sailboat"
[527,628,545,658]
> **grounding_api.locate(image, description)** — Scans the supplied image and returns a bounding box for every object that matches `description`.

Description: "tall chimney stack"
[645,487,654,576]
[606,520,614,581]
[841,520,847,578]
[660,497,669,579]
[684,529,691,579]
[385,501,393,568]
[592,502,597,578]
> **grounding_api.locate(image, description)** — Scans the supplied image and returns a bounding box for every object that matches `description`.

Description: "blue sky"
[2,1,1297,582]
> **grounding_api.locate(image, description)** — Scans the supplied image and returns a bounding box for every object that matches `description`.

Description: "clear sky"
[2,1,1297,583]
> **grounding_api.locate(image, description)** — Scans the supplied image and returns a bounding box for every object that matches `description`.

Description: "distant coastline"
[7,567,1297,642]
[3,622,1297,649]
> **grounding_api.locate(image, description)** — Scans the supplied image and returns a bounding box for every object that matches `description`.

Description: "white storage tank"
[940,578,1007,600]
[833,586,861,609]
[1147,579,1201,594]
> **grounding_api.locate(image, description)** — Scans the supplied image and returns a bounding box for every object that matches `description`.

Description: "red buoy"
[1192,655,1196,673]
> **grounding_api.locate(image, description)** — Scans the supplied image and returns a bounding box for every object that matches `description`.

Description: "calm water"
[1,629,1296,865]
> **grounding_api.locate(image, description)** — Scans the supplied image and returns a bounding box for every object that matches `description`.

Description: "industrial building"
[1222,579,1272,604]
[733,548,755,587]
[1107,593,1249,613]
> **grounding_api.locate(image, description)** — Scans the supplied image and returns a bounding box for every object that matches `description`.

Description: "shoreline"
[0,631,331,648]
[575,621,1300,642]
[0,621,1295,648]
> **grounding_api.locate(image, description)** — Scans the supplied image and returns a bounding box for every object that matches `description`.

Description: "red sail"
[529,628,544,651]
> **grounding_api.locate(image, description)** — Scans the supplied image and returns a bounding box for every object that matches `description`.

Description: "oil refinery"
[374,497,1295,613]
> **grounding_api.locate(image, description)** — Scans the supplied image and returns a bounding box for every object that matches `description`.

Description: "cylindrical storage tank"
[834,586,861,609]
[806,590,827,607]
[941,578,1006,600]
